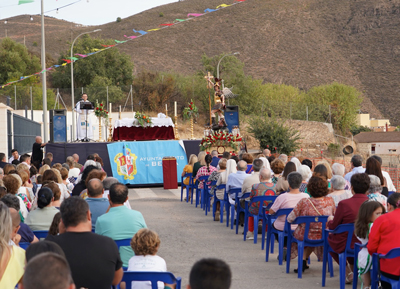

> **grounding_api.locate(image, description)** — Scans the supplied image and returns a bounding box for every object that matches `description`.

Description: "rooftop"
[354,131,400,143]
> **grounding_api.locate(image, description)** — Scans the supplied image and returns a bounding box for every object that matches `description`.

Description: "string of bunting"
[0,0,246,89]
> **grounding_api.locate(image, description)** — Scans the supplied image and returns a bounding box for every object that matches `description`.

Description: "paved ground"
[128,187,344,289]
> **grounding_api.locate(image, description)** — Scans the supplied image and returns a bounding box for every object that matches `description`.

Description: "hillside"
[3,0,400,123]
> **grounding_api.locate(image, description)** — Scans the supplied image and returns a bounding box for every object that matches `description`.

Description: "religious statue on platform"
[204,73,227,128]
[74,93,94,141]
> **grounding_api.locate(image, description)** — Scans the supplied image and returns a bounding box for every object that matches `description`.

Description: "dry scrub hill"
[4,0,400,122]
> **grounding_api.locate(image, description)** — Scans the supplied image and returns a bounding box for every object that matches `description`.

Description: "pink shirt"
[270,192,309,231]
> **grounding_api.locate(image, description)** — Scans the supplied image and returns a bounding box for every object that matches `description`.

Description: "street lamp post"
[216,52,240,80]
[70,29,101,141]
[41,0,48,143]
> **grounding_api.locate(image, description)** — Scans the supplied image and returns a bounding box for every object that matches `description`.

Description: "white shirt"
[68,167,81,178]
[127,255,167,289]
[9,155,20,163]
[382,170,396,192]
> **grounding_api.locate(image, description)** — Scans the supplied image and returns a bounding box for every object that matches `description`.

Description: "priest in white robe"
[75,93,94,140]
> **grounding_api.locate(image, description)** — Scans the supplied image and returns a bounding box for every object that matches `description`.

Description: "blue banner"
[107,140,188,185]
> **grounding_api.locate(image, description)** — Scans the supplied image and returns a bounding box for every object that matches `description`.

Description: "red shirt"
[368,209,400,276]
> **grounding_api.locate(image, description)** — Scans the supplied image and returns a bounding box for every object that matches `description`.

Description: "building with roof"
[354,131,400,156]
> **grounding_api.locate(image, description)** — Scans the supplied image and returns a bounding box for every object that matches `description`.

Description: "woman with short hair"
[287,175,336,273]
[327,175,353,206]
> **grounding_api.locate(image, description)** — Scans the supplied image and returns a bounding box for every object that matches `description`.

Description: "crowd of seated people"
[182,150,400,288]
[3,147,400,289]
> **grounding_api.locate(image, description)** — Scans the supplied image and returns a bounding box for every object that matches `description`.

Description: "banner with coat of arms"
[107,140,188,185]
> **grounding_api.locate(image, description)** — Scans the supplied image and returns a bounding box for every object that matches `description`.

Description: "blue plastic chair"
[180,173,192,202]
[322,223,355,289]
[265,208,293,264]
[353,242,368,289]
[285,215,329,278]
[371,248,400,289]
[243,194,277,244]
[388,191,395,197]
[33,230,48,239]
[114,238,132,271]
[114,271,182,289]
[224,188,241,229]
[195,176,209,209]
[212,184,226,223]
[228,189,250,233]
[19,242,30,249]
[204,180,217,215]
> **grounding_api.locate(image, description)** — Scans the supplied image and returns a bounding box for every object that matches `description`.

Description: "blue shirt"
[226,171,248,197]
[344,166,365,182]
[86,197,109,230]
[210,156,220,168]
[95,206,147,267]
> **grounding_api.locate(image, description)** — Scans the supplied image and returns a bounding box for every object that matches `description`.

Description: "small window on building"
[371,144,376,155]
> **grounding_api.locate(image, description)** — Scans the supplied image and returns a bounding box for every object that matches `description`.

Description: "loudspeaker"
[50,109,67,143]
[224,105,239,133]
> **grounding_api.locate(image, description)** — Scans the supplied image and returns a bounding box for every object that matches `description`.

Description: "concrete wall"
[0,103,11,156]
[357,114,370,127]
[370,119,390,127]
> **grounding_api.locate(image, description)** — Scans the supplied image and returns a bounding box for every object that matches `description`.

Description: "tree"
[304,83,362,132]
[0,38,55,109]
[248,116,301,154]
[0,38,41,86]
[350,125,372,136]
[51,35,134,90]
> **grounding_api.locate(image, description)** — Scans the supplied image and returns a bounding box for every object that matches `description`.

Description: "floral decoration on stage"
[200,130,243,151]
[134,112,153,128]
[182,99,199,120]
[94,102,109,118]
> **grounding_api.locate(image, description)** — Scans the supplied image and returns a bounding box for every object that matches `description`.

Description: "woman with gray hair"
[327,175,353,206]
[367,175,388,210]
[298,165,312,193]
[332,163,351,190]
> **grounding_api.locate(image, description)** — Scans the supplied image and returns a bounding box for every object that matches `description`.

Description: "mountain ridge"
[4,0,400,123]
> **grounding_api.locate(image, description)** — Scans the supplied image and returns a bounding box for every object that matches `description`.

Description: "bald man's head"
[87,178,104,197]
[35,136,42,143]
[259,168,272,182]
[237,160,247,171]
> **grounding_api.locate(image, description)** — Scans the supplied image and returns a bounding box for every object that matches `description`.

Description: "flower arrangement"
[134,112,153,128]
[200,130,244,151]
[182,99,199,120]
[94,102,109,118]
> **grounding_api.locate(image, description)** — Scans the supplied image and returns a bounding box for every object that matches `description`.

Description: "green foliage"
[86,76,124,104]
[248,116,301,154]
[116,17,122,22]
[0,38,41,85]
[350,125,372,136]
[51,35,134,91]
[182,99,199,120]
[159,12,164,17]
[32,41,38,47]
[305,83,363,132]
[327,143,341,158]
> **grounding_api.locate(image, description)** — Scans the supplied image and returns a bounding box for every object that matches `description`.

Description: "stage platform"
[46,140,201,186]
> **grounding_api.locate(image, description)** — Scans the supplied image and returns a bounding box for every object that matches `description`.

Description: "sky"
[0,0,178,25]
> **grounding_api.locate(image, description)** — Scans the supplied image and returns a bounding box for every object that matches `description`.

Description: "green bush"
[159,12,164,17]
[350,125,372,136]
[116,17,122,23]
[248,116,301,154]
[32,41,37,47]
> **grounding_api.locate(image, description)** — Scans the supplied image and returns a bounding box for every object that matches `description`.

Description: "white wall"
[374,142,400,155]
[12,110,136,143]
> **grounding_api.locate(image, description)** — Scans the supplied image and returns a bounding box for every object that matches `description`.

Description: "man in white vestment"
[75,93,94,141]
